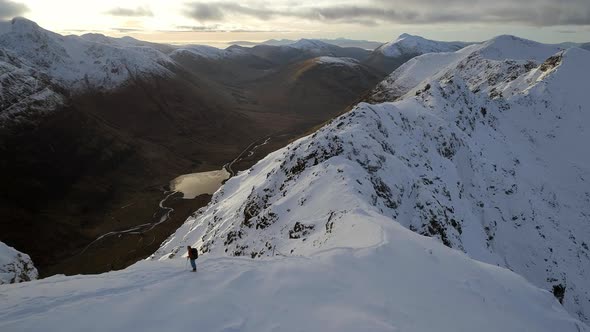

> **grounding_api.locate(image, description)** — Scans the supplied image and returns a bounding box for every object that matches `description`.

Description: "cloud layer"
[106,6,153,17]
[184,0,590,26]
[0,0,27,19]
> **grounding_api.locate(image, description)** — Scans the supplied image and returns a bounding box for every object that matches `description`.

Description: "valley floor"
[1,214,586,332]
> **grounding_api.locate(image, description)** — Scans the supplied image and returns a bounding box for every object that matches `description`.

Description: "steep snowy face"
[0,18,175,90]
[378,33,470,58]
[0,242,38,284]
[155,37,590,322]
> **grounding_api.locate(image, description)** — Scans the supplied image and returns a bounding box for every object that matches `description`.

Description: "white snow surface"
[155,37,590,323]
[378,33,470,58]
[2,217,587,331]
[0,242,38,285]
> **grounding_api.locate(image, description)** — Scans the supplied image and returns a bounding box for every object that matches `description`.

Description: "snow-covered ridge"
[0,242,38,284]
[378,33,470,58]
[370,34,566,102]
[155,37,590,323]
[315,56,360,66]
[3,219,588,331]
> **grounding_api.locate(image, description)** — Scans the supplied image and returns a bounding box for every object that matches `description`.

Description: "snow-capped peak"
[476,34,565,61]
[0,17,44,35]
[378,33,470,58]
[288,38,333,50]
[370,34,566,103]
[0,18,175,91]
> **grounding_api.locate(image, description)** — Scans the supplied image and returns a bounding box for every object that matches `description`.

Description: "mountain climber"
[187,246,198,272]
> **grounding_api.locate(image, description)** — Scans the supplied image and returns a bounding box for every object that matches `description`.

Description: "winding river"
[77,136,272,257]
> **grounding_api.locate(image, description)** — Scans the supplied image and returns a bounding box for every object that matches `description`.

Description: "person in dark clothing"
[187,246,198,272]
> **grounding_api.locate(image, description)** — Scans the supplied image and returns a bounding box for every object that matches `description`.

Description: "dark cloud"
[184,3,225,21]
[184,0,590,26]
[0,0,27,19]
[184,2,274,22]
[106,7,153,17]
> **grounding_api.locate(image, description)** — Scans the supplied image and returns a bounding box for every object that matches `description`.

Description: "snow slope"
[377,33,470,58]
[2,217,587,331]
[0,241,38,284]
[155,37,590,322]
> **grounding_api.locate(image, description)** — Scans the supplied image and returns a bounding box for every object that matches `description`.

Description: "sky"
[0,0,588,46]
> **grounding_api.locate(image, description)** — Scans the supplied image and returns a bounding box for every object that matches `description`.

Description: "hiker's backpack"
[190,248,199,259]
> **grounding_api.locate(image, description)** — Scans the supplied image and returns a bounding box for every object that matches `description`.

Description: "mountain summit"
[364,33,471,74]
[378,33,469,57]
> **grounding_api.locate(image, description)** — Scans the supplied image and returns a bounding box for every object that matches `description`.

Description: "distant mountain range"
[231,38,385,50]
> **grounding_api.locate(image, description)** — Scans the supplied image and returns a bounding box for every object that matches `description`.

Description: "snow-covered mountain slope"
[3,218,588,331]
[0,18,175,91]
[0,242,38,284]
[155,37,590,322]
[0,48,64,126]
[0,18,180,127]
[377,33,470,58]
